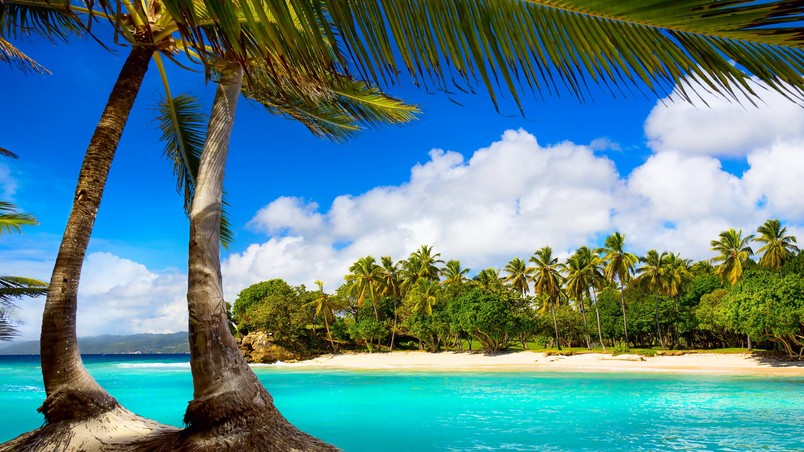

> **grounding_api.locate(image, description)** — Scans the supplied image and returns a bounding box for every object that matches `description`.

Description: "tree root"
[0,406,178,452]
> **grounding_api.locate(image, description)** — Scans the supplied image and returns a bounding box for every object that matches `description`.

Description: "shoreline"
[270,351,804,376]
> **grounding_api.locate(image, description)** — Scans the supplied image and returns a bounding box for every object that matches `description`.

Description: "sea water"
[1,355,802,451]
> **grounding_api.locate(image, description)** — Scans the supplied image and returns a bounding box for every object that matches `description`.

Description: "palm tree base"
[148,389,338,451]
[0,406,178,451]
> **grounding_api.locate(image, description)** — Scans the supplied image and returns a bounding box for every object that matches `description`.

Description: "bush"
[612,342,631,356]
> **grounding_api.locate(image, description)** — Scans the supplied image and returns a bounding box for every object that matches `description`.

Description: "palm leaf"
[242,61,418,142]
[0,147,18,158]
[156,93,234,248]
[0,35,49,73]
[0,0,83,42]
[0,201,37,235]
[0,275,48,306]
[223,0,804,109]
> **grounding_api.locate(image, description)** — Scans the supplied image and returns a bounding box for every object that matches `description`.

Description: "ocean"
[1,354,802,451]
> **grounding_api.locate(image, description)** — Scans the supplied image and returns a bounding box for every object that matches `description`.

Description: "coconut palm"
[378,256,403,350]
[711,228,755,286]
[504,257,533,297]
[408,279,440,316]
[531,246,564,349]
[307,281,340,352]
[346,256,383,319]
[600,232,638,344]
[442,259,470,288]
[473,267,503,292]
[755,219,799,271]
[563,250,597,349]
[636,250,669,348]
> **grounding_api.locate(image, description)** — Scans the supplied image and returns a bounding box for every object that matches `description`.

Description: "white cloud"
[743,140,804,221]
[14,252,188,340]
[645,82,804,157]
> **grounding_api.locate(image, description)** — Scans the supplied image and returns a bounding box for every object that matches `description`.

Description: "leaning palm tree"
[531,246,564,349]
[600,232,638,344]
[504,257,533,297]
[636,249,669,348]
[711,228,755,286]
[755,219,799,272]
[307,281,340,352]
[6,0,804,448]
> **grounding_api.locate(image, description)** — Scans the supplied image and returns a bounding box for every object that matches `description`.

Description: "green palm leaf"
[156,93,234,248]
[0,201,38,235]
[0,275,48,305]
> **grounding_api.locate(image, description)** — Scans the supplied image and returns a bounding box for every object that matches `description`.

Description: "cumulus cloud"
[14,252,188,340]
[220,129,628,297]
[644,82,804,157]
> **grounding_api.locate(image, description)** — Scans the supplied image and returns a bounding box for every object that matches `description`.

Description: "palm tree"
[600,232,638,345]
[408,279,440,316]
[755,219,799,272]
[473,267,502,292]
[636,250,669,348]
[307,281,339,352]
[563,250,596,349]
[531,247,564,349]
[345,256,383,319]
[378,256,403,350]
[442,260,470,288]
[664,253,693,347]
[711,228,755,286]
[504,257,532,297]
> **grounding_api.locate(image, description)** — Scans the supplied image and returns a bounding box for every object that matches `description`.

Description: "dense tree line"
[233,220,803,358]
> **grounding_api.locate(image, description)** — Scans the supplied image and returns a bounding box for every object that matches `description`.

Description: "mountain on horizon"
[0,332,190,355]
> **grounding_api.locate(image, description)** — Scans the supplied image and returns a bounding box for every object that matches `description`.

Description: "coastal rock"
[238,332,302,363]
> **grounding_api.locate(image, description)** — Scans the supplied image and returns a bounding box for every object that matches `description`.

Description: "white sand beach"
[279,351,804,376]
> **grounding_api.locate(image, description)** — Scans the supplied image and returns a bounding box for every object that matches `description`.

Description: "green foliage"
[348,317,387,352]
[233,279,313,346]
[723,272,804,356]
[612,342,631,356]
[448,289,525,352]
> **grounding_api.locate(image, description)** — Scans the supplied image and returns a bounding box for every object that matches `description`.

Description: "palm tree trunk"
[323,317,336,353]
[619,283,629,345]
[169,61,335,451]
[592,287,605,351]
[551,304,561,350]
[39,45,153,423]
[579,295,591,349]
[389,301,397,351]
[654,294,665,349]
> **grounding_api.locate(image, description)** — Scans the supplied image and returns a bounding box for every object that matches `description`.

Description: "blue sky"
[2,33,803,339]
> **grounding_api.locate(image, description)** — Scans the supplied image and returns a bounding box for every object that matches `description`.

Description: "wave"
[1,384,44,393]
[116,362,190,369]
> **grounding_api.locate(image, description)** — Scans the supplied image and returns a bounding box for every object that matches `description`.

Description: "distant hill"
[0,332,189,355]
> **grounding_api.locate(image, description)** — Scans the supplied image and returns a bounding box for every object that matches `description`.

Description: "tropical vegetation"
[232,221,804,359]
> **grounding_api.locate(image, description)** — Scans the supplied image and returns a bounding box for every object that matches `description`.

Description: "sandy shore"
[276,351,804,376]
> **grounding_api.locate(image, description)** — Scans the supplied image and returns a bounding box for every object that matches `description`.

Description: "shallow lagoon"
[2,355,802,451]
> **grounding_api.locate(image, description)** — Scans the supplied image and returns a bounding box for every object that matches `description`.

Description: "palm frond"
[0,0,84,42]
[0,309,20,341]
[0,35,48,73]
[322,0,804,107]
[155,93,234,248]
[0,202,38,235]
[0,147,18,158]
[242,61,418,142]
[0,275,48,306]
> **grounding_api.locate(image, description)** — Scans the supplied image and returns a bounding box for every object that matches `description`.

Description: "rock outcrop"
[238,332,304,363]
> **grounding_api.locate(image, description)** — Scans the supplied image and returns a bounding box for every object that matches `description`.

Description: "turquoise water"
[1,355,802,451]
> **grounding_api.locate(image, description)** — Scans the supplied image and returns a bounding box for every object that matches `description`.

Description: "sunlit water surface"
[1,355,802,451]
